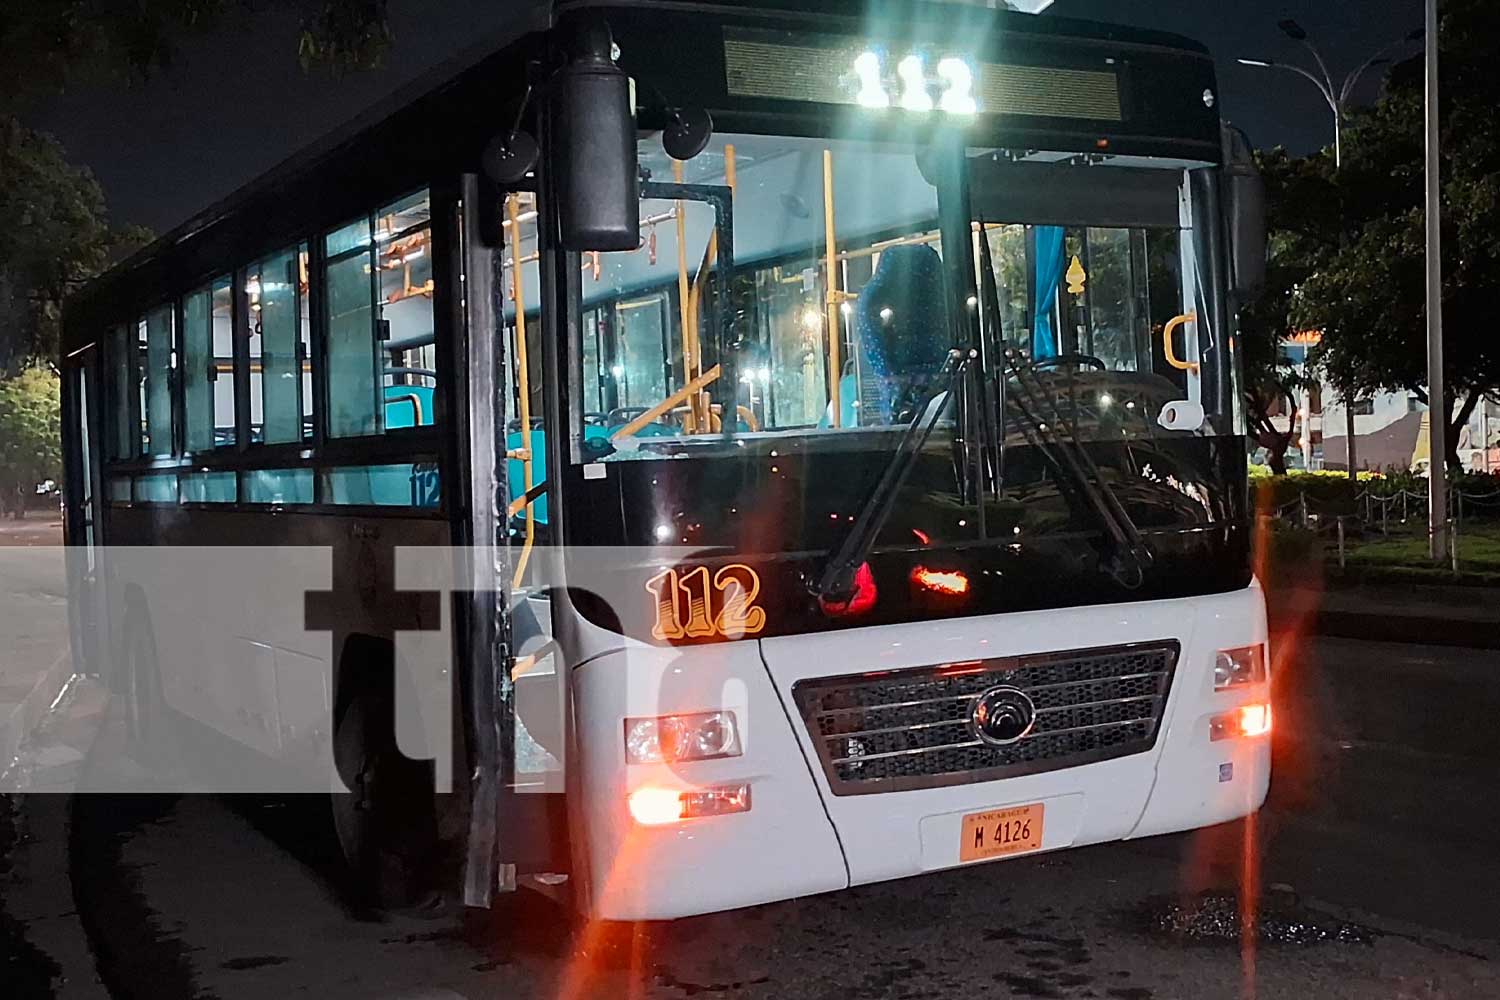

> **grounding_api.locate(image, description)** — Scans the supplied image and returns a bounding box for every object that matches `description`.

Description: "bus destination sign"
[723,27,1123,122]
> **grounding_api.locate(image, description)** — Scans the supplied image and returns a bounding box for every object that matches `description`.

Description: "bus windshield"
[562,132,1233,557]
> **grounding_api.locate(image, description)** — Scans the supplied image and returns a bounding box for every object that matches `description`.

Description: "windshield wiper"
[816,348,974,605]
[974,229,1151,589]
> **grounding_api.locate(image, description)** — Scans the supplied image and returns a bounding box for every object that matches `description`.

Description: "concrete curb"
[1313,610,1500,650]
[0,650,76,783]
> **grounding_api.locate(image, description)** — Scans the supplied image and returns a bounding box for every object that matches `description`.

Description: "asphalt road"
[3,633,1499,999]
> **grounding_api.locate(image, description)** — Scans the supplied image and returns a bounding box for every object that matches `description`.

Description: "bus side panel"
[104,506,451,774]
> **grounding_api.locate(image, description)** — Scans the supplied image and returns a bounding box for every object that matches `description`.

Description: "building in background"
[1264,332,1499,474]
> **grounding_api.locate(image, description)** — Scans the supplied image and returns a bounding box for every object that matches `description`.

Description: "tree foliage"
[0,118,151,369]
[1236,147,1335,473]
[0,367,63,517]
[0,0,391,114]
[1258,0,1500,472]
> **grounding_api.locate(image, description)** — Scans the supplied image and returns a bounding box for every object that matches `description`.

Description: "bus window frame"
[91,180,459,520]
[563,180,736,465]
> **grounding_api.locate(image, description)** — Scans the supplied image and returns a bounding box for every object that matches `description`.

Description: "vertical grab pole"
[508,195,536,589]
[683,146,738,432]
[673,160,697,433]
[823,149,842,427]
[721,144,738,432]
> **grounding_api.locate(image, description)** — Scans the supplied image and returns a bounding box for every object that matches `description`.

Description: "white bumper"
[572,584,1269,920]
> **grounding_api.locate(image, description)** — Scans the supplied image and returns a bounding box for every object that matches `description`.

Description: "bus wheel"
[330,686,441,911]
[122,617,167,765]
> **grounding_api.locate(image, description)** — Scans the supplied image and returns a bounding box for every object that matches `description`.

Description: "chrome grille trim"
[793,641,1179,795]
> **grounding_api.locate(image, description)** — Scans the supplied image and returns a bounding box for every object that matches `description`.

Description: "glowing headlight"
[624,711,741,765]
[1213,645,1266,690]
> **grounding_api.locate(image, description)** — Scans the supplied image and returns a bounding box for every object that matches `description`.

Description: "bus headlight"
[624,711,741,764]
[1213,645,1266,690]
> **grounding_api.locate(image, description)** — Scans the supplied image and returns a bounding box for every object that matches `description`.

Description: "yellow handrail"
[1163,312,1199,373]
[672,160,696,433]
[682,145,737,433]
[612,364,723,440]
[823,149,841,427]
[508,195,536,589]
[385,392,425,427]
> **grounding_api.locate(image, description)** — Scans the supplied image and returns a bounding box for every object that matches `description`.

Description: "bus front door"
[62,347,106,679]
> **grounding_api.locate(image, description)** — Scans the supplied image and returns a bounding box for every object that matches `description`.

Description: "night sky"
[27,0,1422,235]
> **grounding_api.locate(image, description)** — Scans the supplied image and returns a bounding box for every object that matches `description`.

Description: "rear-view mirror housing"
[550,15,640,252]
[1222,125,1267,298]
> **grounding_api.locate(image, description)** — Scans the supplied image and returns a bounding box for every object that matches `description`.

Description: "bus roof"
[64,0,1215,352]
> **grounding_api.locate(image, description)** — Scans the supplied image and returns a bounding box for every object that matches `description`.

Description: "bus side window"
[182,277,236,451]
[323,189,439,437]
[106,324,138,461]
[246,247,312,445]
[141,304,175,457]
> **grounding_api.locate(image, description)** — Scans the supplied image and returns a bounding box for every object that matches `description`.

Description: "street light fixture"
[1239,24,1422,480]
[1277,19,1309,42]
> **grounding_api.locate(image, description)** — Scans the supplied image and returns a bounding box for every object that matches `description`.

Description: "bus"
[61,0,1271,920]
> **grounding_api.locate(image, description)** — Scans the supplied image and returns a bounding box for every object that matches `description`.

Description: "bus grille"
[792,642,1178,795]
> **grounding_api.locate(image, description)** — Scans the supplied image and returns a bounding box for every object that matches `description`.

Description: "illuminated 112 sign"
[645,564,768,641]
[850,50,978,114]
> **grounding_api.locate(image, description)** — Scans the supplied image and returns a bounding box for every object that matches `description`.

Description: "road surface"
[2,633,1498,999]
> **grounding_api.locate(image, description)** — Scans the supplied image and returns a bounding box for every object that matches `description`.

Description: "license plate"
[959,803,1045,862]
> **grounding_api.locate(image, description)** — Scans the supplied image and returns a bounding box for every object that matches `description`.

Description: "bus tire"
[330,679,442,912]
[121,607,170,768]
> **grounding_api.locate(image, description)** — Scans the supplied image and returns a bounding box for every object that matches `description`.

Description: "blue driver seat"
[852,243,952,425]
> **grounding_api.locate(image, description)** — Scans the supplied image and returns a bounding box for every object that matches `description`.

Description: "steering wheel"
[1027,353,1107,372]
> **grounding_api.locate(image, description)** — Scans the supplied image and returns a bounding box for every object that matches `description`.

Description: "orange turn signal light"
[628,787,684,826]
[1209,702,1272,742]
[1238,702,1272,738]
[628,784,752,826]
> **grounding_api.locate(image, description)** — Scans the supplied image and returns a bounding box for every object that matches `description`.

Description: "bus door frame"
[450,172,525,906]
[61,343,107,680]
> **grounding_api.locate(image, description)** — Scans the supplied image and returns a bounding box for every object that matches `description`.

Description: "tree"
[1284,0,1500,472]
[1237,148,1339,474]
[0,119,151,369]
[0,2,394,370]
[0,1,391,114]
[0,368,62,519]
[0,1,390,111]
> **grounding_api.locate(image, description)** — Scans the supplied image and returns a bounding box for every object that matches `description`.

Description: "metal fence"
[1259,484,1500,574]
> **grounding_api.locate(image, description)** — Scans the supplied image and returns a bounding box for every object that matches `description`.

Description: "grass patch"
[1342,522,1500,573]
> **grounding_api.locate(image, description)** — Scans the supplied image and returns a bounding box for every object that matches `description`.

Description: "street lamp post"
[1240,23,1423,481]
[1423,0,1447,562]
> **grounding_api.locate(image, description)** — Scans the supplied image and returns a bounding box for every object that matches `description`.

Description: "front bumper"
[572,583,1270,920]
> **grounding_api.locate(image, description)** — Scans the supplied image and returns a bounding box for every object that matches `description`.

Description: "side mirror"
[1223,126,1266,298]
[550,16,640,251]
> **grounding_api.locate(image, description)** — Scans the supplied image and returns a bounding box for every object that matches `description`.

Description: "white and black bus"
[62,0,1272,919]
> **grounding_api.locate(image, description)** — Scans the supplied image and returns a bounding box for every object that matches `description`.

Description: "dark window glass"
[142,306,175,456]
[242,468,313,505]
[134,473,177,503]
[247,247,311,444]
[183,277,235,451]
[321,463,441,507]
[107,325,137,461]
[179,471,237,503]
[324,189,438,437]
